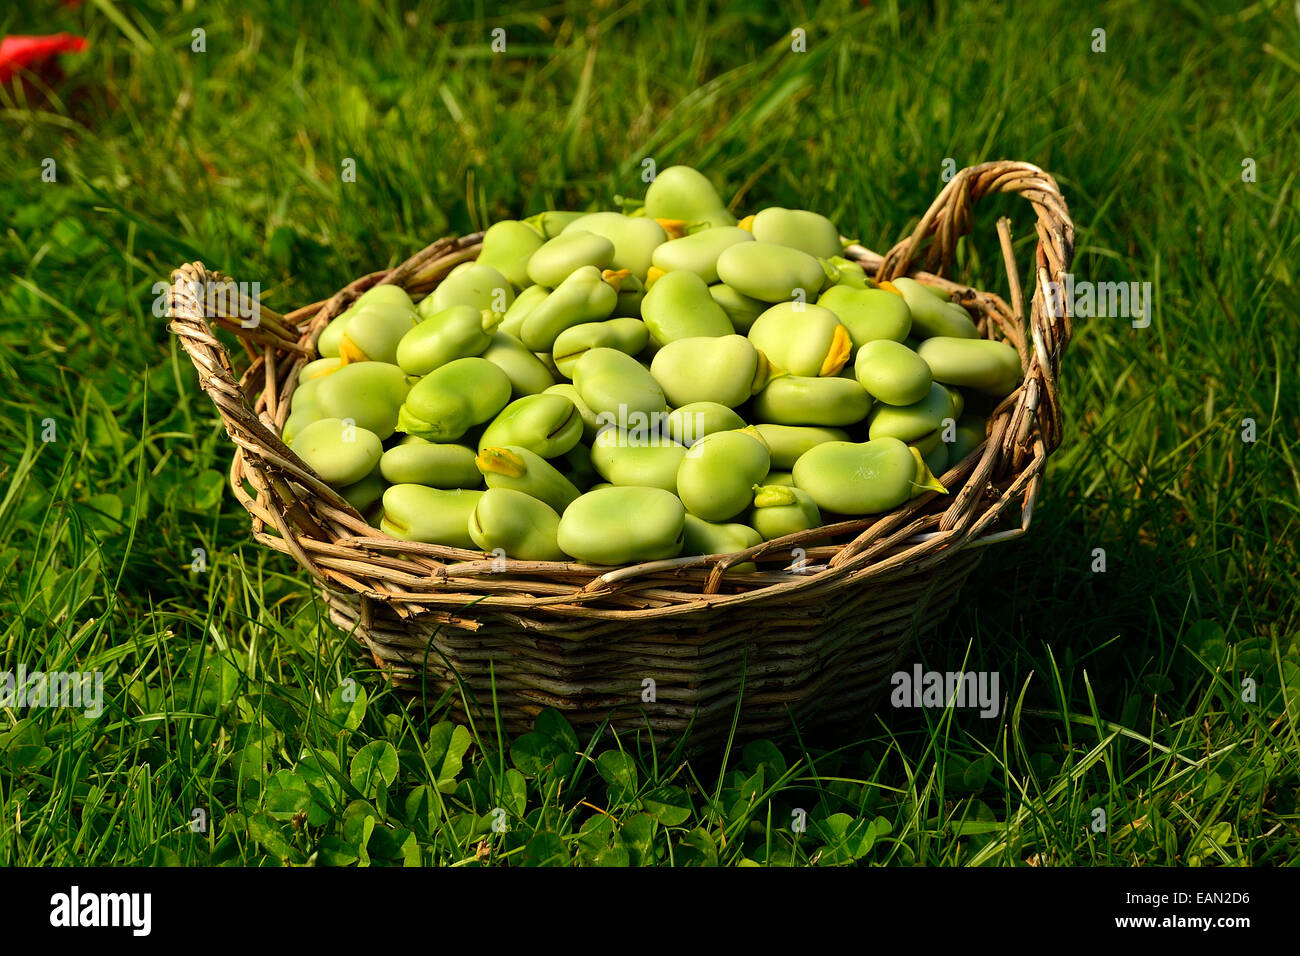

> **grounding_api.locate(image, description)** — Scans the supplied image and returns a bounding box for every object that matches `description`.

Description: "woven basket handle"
[167,261,350,544]
[868,160,1075,454]
[167,238,486,546]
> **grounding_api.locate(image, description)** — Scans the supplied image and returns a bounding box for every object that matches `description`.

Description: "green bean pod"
[337,301,419,364]
[590,427,686,492]
[715,241,828,303]
[572,347,667,421]
[556,486,687,565]
[792,438,942,515]
[854,339,934,406]
[676,427,770,521]
[865,382,955,442]
[396,305,500,376]
[424,262,514,317]
[640,270,734,347]
[753,375,873,427]
[817,285,912,350]
[397,357,513,442]
[643,165,736,227]
[476,220,545,290]
[468,487,564,561]
[380,437,482,488]
[290,417,384,488]
[476,445,581,512]
[749,484,823,540]
[526,230,616,288]
[380,485,482,548]
[314,361,411,440]
[477,393,584,459]
[649,334,769,408]
[889,277,979,339]
[916,336,1022,396]
[519,265,619,352]
[749,207,842,260]
[747,302,852,377]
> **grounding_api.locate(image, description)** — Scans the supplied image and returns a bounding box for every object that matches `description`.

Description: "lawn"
[1,0,1297,866]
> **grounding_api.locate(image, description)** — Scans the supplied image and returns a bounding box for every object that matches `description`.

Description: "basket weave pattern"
[168,161,1074,741]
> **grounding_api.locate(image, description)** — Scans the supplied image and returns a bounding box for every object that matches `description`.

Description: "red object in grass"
[0,34,88,83]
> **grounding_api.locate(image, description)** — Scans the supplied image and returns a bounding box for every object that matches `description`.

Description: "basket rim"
[166,159,1074,618]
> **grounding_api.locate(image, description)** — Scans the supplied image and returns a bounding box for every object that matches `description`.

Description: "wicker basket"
[168,160,1074,745]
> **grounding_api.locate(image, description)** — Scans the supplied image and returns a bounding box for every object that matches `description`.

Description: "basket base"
[320,548,984,748]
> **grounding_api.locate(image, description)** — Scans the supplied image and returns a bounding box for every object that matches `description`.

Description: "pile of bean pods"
[284,166,1021,566]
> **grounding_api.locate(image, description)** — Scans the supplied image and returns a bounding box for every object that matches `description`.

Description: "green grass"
[1,0,1297,866]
